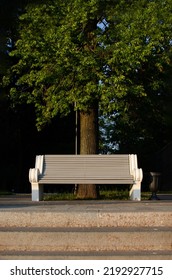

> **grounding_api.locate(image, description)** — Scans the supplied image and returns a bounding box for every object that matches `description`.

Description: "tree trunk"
[76,106,99,199]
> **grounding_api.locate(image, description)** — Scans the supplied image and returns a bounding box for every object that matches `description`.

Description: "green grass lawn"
[0,191,14,196]
[43,190,151,201]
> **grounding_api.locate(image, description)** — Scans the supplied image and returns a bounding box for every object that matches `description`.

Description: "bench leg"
[129,182,141,201]
[31,183,44,201]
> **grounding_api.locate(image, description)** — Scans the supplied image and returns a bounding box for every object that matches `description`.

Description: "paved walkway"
[0,193,172,212]
[0,194,172,228]
[0,193,172,211]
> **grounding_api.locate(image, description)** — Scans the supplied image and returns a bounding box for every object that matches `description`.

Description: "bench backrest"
[33,154,139,185]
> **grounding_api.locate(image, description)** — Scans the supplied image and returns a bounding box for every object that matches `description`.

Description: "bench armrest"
[129,154,143,182]
[29,155,44,183]
[29,168,39,183]
[134,168,143,182]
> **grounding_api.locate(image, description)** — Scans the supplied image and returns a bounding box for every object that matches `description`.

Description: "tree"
[3,0,172,198]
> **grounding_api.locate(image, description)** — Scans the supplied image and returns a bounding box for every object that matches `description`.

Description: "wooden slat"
[38,154,133,184]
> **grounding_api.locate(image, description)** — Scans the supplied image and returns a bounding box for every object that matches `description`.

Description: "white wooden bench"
[29,154,143,201]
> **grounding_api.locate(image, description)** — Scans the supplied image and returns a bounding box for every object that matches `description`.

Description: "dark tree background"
[0,0,75,192]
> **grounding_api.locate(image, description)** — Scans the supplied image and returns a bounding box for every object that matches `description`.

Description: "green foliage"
[4,0,172,130]
[43,189,151,200]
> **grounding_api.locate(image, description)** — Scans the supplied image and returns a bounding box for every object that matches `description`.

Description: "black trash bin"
[149,172,161,200]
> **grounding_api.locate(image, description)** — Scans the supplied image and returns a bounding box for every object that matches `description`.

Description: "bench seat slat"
[39,179,133,184]
[39,154,133,184]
